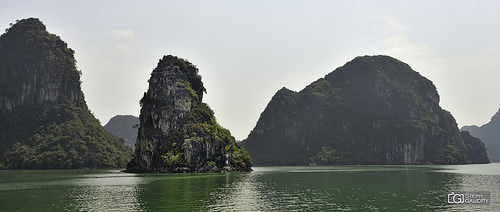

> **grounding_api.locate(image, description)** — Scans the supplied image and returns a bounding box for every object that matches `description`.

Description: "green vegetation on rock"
[0,18,133,169]
[127,55,251,173]
[242,55,489,165]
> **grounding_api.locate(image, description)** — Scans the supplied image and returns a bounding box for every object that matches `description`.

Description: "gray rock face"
[461,108,500,162]
[104,115,139,149]
[135,66,195,171]
[0,64,80,113]
[242,55,489,165]
[0,19,81,113]
[127,55,251,173]
[0,18,133,169]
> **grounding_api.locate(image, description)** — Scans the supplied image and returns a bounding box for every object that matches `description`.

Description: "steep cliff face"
[126,55,251,173]
[242,55,489,165]
[0,18,81,112]
[0,18,132,169]
[461,108,500,162]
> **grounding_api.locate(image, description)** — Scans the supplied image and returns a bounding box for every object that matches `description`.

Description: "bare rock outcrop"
[126,55,251,173]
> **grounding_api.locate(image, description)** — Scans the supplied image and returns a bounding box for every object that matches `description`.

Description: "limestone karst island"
[0,18,132,169]
[242,56,489,166]
[125,55,252,173]
[0,18,491,171]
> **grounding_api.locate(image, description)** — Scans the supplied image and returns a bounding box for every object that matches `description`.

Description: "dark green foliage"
[0,18,133,169]
[433,145,469,164]
[228,142,252,171]
[2,101,133,169]
[0,18,80,100]
[460,131,489,163]
[161,133,186,167]
[186,102,216,125]
[167,99,252,171]
[154,55,206,102]
[127,55,251,172]
[309,147,340,165]
[243,55,489,165]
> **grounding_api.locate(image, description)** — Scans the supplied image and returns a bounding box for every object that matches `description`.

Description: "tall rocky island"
[0,18,132,169]
[126,55,251,173]
[242,55,489,165]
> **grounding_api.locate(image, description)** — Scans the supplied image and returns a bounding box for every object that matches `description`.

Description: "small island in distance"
[461,108,500,162]
[104,115,139,150]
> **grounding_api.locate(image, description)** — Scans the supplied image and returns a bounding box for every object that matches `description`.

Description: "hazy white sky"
[2,1,500,140]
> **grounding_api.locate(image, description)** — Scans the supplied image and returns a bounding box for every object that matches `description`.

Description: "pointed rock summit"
[0,18,132,169]
[242,55,489,165]
[104,115,140,150]
[126,55,251,173]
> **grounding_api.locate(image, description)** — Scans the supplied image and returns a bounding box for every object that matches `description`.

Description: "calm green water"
[0,164,499,211]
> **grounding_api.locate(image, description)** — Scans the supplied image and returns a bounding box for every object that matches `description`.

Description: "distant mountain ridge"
[461,108,500,162]
[104,115,139,150]
[242,55,489,165]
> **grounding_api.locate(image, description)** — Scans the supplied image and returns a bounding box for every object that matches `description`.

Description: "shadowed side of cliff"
[242,55,489,166]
